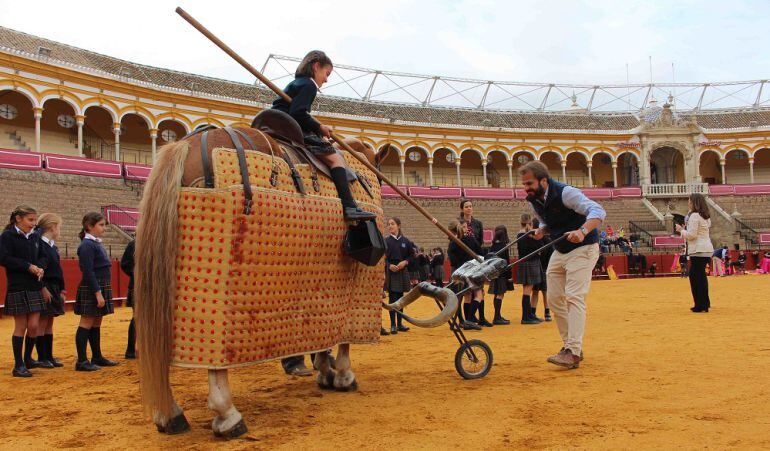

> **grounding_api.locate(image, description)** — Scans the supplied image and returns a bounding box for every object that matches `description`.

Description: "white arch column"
[427,157,434,186]
[720,158,726,184]
[75,115,85,157]
[113,122,121,161]
[507,161,514,188]
[481,161,488,187]
[560,160,567,182]
[749,157,755,183]
[455,159,462,187]
[150,128,158,164]
[611,161,618,187]
[399,156,406,185]
[587,161,593,187]
[33,107,43,152]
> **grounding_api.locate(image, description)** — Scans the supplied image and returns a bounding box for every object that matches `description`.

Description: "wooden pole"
[175,7,481,261]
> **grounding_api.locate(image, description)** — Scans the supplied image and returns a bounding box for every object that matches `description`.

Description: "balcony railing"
[642,183,709,197]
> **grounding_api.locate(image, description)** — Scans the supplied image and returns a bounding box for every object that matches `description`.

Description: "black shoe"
[92,357,119,367]
[544,313,552,322]
[125,350,137,359]
[380,327,390,336]
[49,358,63,368]
[343,207,377,221]
[397,325,410,332]
[493,317,511,325]
[521,318,541,325]
[478,319,494,327]
[390,326,398,335]
[12,366,32,377]
[36,359,55,369]
[25,359,40,369]
[75,360,100,372]
[462,321,482,331]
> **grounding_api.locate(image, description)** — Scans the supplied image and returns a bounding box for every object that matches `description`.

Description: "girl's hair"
[520,213,532,227]
[295,50,333,78]
[419,247,424,253]
[79,211,106,241]
[4,205,37,231]
[688,193,711,220]
[493,225,509,243]
[459,199,472,211]
[36,213,62,233]
[532,217,541,229]
[448,220,462,238]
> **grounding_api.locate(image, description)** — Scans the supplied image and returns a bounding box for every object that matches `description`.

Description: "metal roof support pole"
[696,84,709,111]
[538,84,553,111]
[257,54,272,86]
[478,81,493,109]
[423,76,439,106]
[754,80,765,107]
[641,85,652,110]
[364,71,380,101]
[586,86,598,111]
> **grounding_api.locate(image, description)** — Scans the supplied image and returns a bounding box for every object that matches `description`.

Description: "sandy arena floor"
[0,276,769,450]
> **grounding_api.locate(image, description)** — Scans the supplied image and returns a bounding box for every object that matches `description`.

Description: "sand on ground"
[0,276,769,450]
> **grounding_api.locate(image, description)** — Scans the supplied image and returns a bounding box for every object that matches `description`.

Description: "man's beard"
[525,184,545,201]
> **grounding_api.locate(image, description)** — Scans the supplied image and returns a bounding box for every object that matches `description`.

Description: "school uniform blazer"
[680,213,714,256]
[272,77,322,135]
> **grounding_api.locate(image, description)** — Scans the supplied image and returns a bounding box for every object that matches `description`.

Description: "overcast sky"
[1,0,768,87]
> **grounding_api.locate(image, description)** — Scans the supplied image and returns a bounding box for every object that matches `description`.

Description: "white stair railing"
[642,183,709,197]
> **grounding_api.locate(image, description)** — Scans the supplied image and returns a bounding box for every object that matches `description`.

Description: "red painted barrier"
[463,188,515,199]
[1,259,129,312]
[380,185,407,198]
[124,163,152,181]
[44,154,123,178]
[708,184,735,196]
[0,148,43,171]
[408,186,462,198]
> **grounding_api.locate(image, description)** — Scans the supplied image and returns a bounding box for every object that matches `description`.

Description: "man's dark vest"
[528,178,599,254]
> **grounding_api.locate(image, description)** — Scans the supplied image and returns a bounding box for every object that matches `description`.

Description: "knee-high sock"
[521,294,531,320]
[35,335,47,361]
[330,167,357,209]
[493,298,503,319]
[478,300,487,322]
[11,335,24,368]
[23,335,36,364]
[75,327,90,362]
[89,327,104,360]
[463,303,474,322]
[45,334,55,360]
[126,318,136,353]
[388,291,401,328]
[470,300,480,322]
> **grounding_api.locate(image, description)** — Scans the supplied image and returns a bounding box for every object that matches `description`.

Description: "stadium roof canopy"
[262,54,770,113]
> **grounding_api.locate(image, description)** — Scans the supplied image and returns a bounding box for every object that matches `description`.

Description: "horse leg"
[333,344,357,391]
[208,369,248,439]
[153,398,190,435]
[314,351,336,390]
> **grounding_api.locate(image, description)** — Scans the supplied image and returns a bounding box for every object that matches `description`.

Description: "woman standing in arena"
[0,205,44,377]
[676,193,714,312]
[487,225,512,325]
[448,220,483,330]
[384,217,414,335]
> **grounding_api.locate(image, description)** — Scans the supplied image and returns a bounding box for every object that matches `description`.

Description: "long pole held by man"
[519,161,606,369]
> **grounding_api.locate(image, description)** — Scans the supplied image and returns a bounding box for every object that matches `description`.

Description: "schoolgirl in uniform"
[516,213,543,325]
[34,213,65,368]
[384,217,414,335]
[447,220,483,330]
[0,205,44,377]
[487,225,512,325]
[120,239,136,359]
[530,218,552,322]
[74,212,117,371]
[429,247,445,286]
[272,50,375,221]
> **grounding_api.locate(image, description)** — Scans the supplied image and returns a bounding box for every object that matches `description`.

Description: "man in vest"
[520,161,606,369]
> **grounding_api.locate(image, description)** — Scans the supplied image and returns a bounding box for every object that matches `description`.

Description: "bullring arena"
[1,10,770,450]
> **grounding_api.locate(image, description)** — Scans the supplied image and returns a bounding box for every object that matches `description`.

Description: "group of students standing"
[383,199,556,334]
[0,205,136,377]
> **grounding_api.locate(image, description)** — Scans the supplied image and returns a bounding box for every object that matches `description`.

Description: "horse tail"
[135,139,189,420]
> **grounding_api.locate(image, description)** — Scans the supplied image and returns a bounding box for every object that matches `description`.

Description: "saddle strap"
[200,130,214,189]
[252,129,307,195]
[270,135,321,193]
[222,127,253,215]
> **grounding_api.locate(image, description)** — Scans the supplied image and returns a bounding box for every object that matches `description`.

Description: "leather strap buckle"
[270,166,279,186]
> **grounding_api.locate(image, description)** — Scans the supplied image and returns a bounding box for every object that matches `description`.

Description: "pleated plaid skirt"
[384,269,412,294]
[41,282,65,317]
[3,290,45,316]
[516,260,543,286]
[75,279,114,317]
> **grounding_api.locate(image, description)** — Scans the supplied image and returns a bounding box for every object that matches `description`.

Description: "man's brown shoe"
[547,349,580,369]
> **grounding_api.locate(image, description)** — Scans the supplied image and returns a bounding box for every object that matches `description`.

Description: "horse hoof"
[335,379,358,392]
[156,413,191,435]
[213,419,248,439]
[317,371,336,390]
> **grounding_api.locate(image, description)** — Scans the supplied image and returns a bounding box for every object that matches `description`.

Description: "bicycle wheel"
[454,339,493,379]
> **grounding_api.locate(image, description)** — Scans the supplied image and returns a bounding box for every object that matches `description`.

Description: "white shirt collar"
[310,78,320,91]
[389,233,401,240]
[41,235,55,247]
[14,226,33,239]
[85,233,102,243]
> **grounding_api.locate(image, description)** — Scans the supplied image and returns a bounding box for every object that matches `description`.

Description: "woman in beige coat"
[675,193,714,312]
